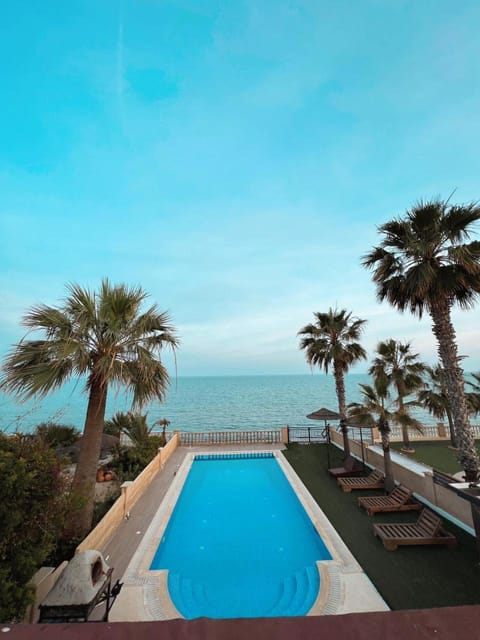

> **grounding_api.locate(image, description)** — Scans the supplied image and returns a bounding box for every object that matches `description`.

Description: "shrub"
[109,435,163,482]
[34,422,80,448]
[0,434,70,622]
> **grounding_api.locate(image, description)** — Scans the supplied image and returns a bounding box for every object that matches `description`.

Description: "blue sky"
[1,0,480,376]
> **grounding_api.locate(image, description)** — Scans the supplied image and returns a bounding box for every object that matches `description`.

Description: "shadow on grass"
[390,440,480,476]
[283,443,480,611]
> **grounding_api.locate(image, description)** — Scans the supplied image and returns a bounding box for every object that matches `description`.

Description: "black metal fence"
[287,427,327,443]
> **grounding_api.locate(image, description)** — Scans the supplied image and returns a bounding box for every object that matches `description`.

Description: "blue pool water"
[150,453,332,619]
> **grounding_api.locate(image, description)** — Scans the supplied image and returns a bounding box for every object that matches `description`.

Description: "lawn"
[283,443,480,611]
[390,440,480,475]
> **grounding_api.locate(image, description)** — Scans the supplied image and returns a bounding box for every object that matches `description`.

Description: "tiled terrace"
[93,442,479,621]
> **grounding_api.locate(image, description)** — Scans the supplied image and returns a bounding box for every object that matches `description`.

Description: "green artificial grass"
[283,443,480,611]
[390,440,480,475]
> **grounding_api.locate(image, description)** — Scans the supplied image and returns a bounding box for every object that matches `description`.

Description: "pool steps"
[169,564,319,618]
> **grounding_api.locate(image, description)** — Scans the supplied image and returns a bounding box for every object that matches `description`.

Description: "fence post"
[281,426,289,444]
[158,446,164,470]
[121,481,133,518]
[437,422,446,438]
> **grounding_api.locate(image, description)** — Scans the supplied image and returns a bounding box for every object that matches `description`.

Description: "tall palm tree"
[369,339,425,452]
[349,377,422,493]
[418,365,457,448]
[298,308,367,459]
[363,199,480,483]
[0,280,178,536]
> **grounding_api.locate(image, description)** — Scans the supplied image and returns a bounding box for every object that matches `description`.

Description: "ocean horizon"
[0,372,461,435]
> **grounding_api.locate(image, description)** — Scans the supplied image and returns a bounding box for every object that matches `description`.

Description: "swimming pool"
[149,453,332,619]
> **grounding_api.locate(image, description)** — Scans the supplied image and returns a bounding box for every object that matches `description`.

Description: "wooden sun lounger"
[358,484,422,516]
[337,469,384,493]
[328,456,362,478]
[373,508,457,551]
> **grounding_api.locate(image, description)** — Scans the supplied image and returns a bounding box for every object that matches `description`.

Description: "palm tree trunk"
[446,407,457,448]
[333,362,350,459]
[398,397,413,452]
[69,377,108,537]
[430,301,480,483]
[380,428,395,493]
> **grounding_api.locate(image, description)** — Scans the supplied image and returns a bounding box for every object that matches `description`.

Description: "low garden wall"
[329,427,474,530]
[76,433,180,553]
[23,562,68,623]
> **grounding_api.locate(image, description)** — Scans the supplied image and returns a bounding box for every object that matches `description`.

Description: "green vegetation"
[106,411,165,481]
[298,308,367,459]
[0,434,70,622]
[109,439,163,482]
[369,339,425,451]
[390,440,480,476]
[0,280,178,536]
[284,443,480,610]
[419,365,457,448]
[33,422,80,448]
[348,339,425,492]
[363,199,480,482]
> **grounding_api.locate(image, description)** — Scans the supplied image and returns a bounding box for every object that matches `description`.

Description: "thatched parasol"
[306,407,341,424]
[306,407,341,468]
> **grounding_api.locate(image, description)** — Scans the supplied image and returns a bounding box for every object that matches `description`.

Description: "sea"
[0,373,443,435]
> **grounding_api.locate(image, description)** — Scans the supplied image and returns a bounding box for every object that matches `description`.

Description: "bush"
[34,422,80,448]
[0,434,70,622]
[110,435,163,482]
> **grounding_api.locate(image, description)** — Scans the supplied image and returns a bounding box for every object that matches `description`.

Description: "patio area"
[87,440,480,620]
[283,443,480,610]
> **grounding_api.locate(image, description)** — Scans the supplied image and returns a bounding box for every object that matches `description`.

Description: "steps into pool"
[168,564,319,619]
[269,565,318,616]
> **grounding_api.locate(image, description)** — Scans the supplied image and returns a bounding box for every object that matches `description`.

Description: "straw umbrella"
[306,407,341,468]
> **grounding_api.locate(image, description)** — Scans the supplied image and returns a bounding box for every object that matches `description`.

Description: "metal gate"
[287,427,327,444]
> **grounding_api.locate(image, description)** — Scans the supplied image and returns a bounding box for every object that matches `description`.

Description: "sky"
[1,0,480,377]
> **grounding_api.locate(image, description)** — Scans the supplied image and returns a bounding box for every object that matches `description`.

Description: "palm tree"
[418,365,457,448]
[466,372,480,416]
[348,379,421,493]
[363,198,480,483]
[298,308,367,459]
[348,380,395,492]
[105,411,155,447]
[154,417,171,445]
[0,280,178,536]
[369,339,425,452]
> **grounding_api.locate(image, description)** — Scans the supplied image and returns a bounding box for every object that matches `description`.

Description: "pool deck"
[102,444,387,621]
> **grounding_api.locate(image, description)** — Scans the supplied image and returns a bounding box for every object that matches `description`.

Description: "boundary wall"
[76,433,180,554]
[329,427,474,530]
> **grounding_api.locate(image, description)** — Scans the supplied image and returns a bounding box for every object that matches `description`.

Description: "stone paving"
[99,444,387,621]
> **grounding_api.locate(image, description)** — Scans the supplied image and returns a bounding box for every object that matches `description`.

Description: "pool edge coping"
[115,449,389,620]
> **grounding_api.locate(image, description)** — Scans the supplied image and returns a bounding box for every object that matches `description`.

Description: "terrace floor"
[283,443,480,610]
[99,442,479,620]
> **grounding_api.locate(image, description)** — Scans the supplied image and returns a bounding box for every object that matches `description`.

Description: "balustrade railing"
[179,430,282,446]
[387,424,480,441]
